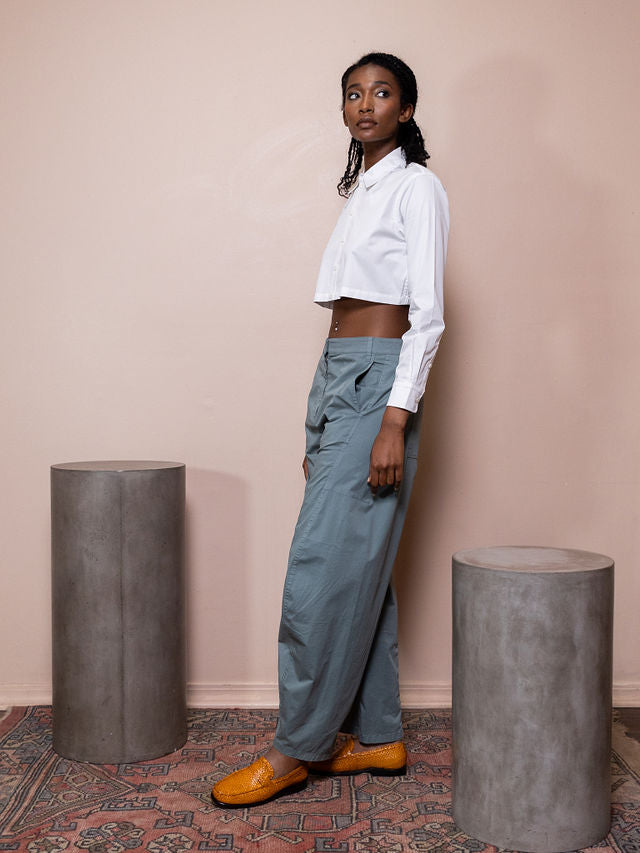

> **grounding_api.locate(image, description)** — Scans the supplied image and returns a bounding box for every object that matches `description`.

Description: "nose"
[359,93,374,113]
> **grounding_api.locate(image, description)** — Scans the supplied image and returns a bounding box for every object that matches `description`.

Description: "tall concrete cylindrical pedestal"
[51,461,186,763]
[452,546,614,853]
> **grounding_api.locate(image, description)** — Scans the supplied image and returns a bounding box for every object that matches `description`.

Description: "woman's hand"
[368,406,410,495]
[302,456,309,481]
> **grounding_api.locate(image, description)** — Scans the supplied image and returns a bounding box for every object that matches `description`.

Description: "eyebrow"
[346,79,393,90]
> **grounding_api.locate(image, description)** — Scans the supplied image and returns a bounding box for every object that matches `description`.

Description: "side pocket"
[353,359,383,410]
[306,354,328,422]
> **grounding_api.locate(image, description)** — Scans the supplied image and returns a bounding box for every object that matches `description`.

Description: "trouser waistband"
[323,336,403,357]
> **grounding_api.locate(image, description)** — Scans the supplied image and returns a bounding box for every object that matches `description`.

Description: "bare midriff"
[328,298,410,339]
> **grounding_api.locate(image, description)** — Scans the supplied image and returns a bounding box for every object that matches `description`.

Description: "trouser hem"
[272,737,336,762]
[346,729,405,744]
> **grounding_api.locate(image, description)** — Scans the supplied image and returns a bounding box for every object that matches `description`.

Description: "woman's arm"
[368,171,450,494]
[368,406,410,493]
[386,171,449,412]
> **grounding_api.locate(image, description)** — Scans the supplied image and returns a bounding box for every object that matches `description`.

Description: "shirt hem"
[314,289,410,308]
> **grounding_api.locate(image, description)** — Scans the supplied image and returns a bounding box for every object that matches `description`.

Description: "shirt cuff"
[386,382,421,413]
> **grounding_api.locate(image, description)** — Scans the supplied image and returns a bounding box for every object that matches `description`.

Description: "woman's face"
[342,64,413,148]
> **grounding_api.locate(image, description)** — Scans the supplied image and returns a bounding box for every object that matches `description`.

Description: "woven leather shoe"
[308,738,407,776]
[211,756,308,807]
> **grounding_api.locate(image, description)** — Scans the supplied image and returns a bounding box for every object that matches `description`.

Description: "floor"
[0,706,638,852]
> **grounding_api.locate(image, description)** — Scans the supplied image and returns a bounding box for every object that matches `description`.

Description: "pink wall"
[1,0,639,706]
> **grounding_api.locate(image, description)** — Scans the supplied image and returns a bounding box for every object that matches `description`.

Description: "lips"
[357,119,376,127]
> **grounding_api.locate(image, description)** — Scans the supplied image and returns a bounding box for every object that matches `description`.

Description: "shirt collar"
[359,146,406,189]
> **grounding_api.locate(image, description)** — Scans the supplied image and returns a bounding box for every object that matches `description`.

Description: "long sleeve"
[386,171,449,412]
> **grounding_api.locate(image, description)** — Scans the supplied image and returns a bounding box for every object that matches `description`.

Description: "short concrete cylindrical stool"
[452,546,614,853]
[51,461,186,763]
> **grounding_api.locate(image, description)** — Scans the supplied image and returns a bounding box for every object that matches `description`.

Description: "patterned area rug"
[0,707,638,852]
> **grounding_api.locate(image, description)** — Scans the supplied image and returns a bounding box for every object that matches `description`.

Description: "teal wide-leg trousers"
[273,337,423,761]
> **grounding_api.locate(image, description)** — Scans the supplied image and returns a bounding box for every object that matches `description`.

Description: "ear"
[399,103,414,124]
[342,109,348,127]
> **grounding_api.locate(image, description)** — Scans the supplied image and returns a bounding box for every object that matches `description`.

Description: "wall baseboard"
[3,682,640,710]
[188,682,278,708]
[400,683,452,708]
[186,682,454,708]
[612,682,640,707]
[0,684,53,709]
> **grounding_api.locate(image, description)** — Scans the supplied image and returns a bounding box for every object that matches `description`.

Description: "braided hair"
[337,52,430,198]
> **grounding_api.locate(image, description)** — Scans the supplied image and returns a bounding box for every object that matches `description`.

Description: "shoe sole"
[211,778,308,809]
[310,764,407,777]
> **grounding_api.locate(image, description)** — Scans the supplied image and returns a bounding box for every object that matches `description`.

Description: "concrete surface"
[452,546,614,852]
[51,461,186,763]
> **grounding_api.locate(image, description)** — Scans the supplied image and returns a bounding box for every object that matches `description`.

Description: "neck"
[362,139,399,172]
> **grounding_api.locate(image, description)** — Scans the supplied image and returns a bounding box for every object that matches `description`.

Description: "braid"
[337,138,364,198]
[399,117,429,168]
[337,52,430,198]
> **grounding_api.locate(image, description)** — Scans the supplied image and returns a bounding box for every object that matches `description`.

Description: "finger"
[383,468,395,487]
[394,464,403,491]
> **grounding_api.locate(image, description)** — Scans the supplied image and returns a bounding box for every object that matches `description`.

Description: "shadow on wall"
[185,469,250,694]
[395,52,617,658]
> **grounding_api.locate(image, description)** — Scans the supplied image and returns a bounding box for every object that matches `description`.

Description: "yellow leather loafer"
[308,738,407,776]
[211,756,308,808]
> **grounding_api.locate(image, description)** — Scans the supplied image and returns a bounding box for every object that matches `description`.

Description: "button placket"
[332,194,357,285]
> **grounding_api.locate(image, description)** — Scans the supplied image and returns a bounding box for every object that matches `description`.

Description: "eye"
[376,89,390,98]
[346,92,360,100]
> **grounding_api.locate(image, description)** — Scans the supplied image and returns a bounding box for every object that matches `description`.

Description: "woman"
[212,52,450,807]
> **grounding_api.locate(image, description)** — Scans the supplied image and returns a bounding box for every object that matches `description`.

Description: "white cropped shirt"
[314,146,449,412]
